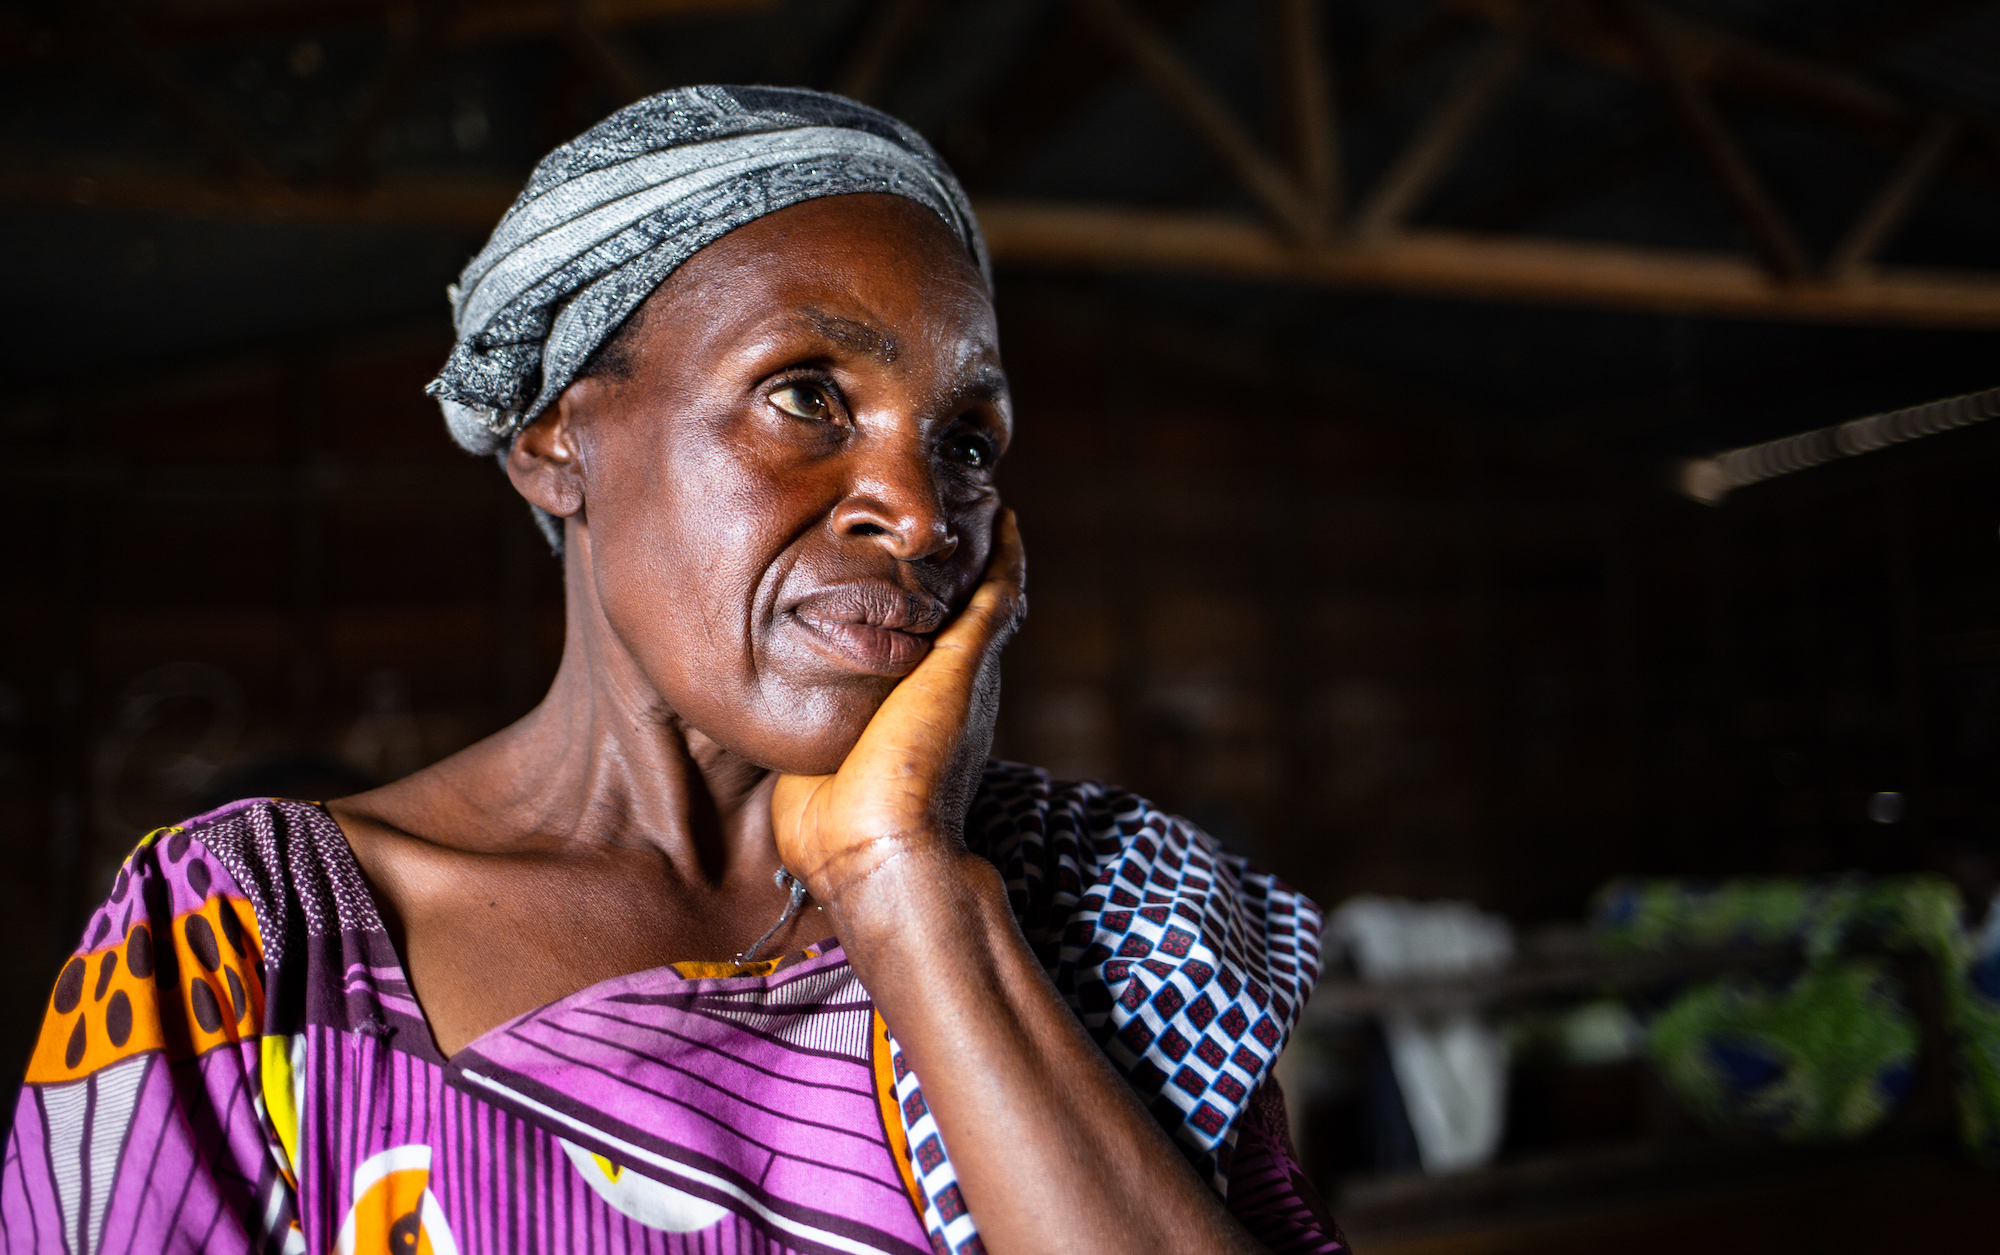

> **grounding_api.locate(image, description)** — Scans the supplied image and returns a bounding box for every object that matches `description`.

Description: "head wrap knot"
[426,85,988,462]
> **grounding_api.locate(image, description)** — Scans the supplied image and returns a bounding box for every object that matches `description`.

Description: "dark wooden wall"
[995,292,2000,921]
[1,329,567,1080]
[4,298,1997,1089]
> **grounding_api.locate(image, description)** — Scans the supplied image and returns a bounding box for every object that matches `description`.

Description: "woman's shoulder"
[968,759,1192,843]
[135,797,386,963]
[968,759,1322,982]
[967,760,1324,1189]
[969,759,1296,883]
[26,800,343,1090]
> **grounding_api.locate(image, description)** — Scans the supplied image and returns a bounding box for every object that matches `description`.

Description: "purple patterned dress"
[4,762,1343,1254]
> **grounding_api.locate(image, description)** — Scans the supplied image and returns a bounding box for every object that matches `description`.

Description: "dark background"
[4,0,1999,1248]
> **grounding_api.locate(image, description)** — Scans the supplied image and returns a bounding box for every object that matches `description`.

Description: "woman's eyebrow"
[952,366,1009,404]
[796,309,899,363]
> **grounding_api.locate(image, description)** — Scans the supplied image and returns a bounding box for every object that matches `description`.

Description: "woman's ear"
[505,382,599,519]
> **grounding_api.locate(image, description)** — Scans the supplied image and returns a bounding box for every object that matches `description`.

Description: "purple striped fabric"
[4,766,1337,1253]
[1225,1082,1347,1254]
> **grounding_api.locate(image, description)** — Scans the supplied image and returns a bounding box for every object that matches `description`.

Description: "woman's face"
[541,193,1010,775]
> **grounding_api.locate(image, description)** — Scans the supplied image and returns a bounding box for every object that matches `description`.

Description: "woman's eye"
[770,383,833,420]
[945,430,996,469]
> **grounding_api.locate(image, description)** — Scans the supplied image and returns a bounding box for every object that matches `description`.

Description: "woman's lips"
[790,584,948,676]
[793,617,933,674]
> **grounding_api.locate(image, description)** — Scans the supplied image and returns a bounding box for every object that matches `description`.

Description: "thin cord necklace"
[733,868,809,964]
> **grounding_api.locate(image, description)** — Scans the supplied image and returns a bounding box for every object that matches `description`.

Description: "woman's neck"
[321,533,810,1058]
[345,558,781,888]
[487,644,778,876]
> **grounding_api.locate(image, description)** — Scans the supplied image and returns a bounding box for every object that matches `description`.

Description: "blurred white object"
[1561,1000,1645,1066]
[1331,896,1515,1174]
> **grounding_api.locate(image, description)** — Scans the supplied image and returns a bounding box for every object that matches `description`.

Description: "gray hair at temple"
[426,85,991,551]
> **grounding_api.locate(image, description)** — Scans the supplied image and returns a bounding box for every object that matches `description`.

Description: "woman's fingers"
[838,509,1022,778]
[772,509,1026,890]
[870,508,1023,718]
[934,507,1026,658]
[770,772,831,867]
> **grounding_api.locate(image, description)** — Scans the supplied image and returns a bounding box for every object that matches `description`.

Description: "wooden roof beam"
[14,161,2000,328]
[972,200,2000,329]
[1353,15,1535,241]
[1267,0,1341,229]
[1830,115,1960,278]
[1075,0,1324,242]
[832,0,937,107]
[1442,0,1971,163]
[1618,0,1809,282]
[931,0,1212,191]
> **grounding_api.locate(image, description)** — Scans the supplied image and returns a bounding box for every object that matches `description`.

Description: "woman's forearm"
[824,843,1266,1255]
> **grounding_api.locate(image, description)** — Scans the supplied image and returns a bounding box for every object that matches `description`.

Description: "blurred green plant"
[1594,874,2000,1160]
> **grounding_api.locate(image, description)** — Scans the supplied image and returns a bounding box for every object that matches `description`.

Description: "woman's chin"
[758,738,858,778]
[674,671,890,777]
[725,706,878,778]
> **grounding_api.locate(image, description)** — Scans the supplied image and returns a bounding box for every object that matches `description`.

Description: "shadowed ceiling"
[3,0,1997,451]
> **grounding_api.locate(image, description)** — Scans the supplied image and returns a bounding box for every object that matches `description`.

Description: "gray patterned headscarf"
[426,85,988,501]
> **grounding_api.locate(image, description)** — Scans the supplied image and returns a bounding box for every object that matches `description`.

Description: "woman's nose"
[833,447,957,563]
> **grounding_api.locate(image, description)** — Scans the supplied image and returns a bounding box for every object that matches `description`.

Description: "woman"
[5,88,1339,1255]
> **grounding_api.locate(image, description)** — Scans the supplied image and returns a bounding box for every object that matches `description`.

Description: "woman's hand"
[771,509,1025,903]
[772,508,1264,1255]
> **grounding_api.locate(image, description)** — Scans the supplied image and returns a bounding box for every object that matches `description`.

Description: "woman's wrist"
[815,839,1005,954]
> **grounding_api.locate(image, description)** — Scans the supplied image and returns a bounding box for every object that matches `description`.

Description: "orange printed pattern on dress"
[26,830,266,1084]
